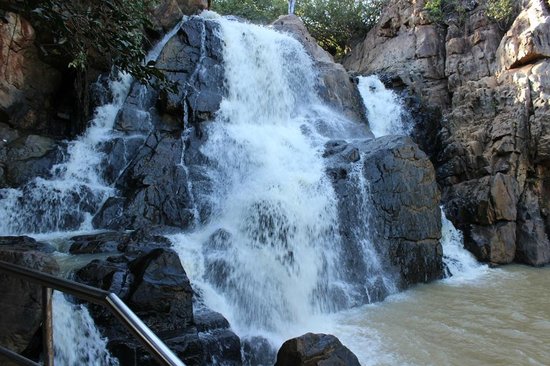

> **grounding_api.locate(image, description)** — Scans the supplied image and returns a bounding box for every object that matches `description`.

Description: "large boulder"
[71,230,241,365]
[275,333,360,366]
[496,0,550,70]
[0,125,64,188]
[324,136,443,292]
[0,236,59,361]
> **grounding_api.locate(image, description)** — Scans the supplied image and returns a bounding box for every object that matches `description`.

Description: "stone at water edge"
[275,333,361,366]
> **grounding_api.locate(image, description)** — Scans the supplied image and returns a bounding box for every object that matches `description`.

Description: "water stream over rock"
[0,10,546,366]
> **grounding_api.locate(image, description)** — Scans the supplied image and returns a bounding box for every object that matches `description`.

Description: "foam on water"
[53,293,118,366]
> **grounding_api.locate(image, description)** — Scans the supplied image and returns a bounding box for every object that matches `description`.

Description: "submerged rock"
[275,333,360,366]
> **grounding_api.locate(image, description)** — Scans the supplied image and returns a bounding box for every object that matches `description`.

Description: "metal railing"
[0,260,185,366]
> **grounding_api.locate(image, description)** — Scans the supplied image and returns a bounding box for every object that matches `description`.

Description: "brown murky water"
[329,265,550,366]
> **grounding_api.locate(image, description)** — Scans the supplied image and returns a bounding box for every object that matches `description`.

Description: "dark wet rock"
[70,230,241,366]
[0,129,64,188]
[275,333,360,366]
[325,136,443,292]
[242,336,277,366]
[99,136,145,186]
[93,131,195,230]
[68,229,171,255]
[156,17,225,128]
[0,236,59,359]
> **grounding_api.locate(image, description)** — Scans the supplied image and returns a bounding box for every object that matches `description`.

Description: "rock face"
[344,0,449,109]
[275,333,360,366]
[272,15,369,126]
[325,136,443,292]
[0,124,64,188]
[346,0,550,266]
[0,11,63,136]
[71,230,241,366]
[94,17,224,231]
[0,237,59,360]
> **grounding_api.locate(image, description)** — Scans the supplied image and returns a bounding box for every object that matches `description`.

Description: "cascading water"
[171,16,393,349]
[357,74,486,281]
[357,75,411,138]
[441,210,488,283]
[0,22,182,235]
[0,23,184,363]
[53,293,118,366]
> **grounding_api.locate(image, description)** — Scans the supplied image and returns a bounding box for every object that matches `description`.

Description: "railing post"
[42,287,54,366]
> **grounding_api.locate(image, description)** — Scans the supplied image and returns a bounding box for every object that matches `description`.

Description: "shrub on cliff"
[424,0,518,28]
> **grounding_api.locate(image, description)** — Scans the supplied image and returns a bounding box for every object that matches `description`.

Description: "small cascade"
[441,209,487,282]
[171,16,393,348]
[357,75,486,282]
[357,75,410,137]
[0,22,182,235]
[53,292,118,366]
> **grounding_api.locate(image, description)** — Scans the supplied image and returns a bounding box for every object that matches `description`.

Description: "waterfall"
[357,75,410,137]
[171,17,392,347]
[357,74,486,281]
[441,210,488,282]
[53,292,118,366]
[288,0,296,14]
[0,22,182,235]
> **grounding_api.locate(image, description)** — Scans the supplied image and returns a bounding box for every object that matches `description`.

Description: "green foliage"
[423,0,467,24]
[212,0,287,23]
[212,0,387,58]
[424,0,517,27]
[296,0,387,57]
[486,0,514,24]
[30,0,171,89]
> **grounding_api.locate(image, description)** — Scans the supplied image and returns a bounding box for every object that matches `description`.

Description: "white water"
[171,16,391,350]
[0,22,182,235]
[441,209,488,283]
[357,75,411,137]
[0,24,184,363]
[53,292,118,366]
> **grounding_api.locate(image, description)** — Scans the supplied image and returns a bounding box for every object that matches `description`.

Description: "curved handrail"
[0,260,185,366]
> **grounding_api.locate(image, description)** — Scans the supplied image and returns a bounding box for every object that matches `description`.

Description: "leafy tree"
[212,0,387,58]
[295,0,387,57]
[424,0,518,28]
[29,0,164,84]
[212,0,287,24]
